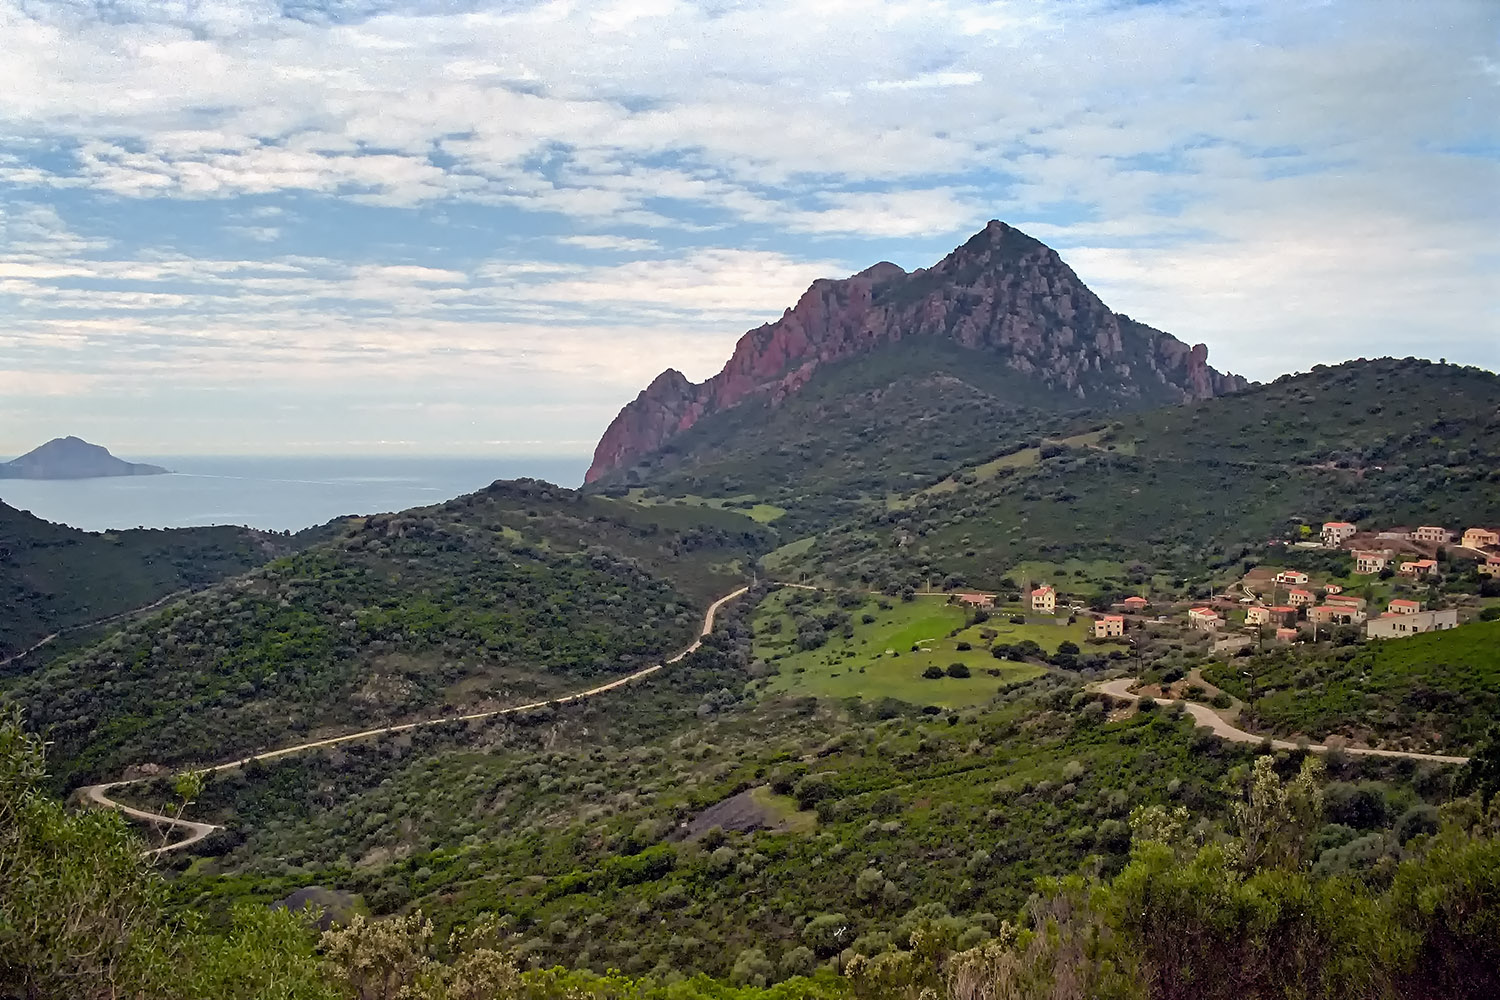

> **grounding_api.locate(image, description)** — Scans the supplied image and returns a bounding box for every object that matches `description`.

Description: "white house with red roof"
[1188,607,1221,631]
[1030,585,1056,614]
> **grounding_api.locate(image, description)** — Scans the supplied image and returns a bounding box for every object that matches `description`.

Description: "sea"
[0,455,591,533]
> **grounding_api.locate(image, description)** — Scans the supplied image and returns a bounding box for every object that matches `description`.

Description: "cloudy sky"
[1,0,1496,457]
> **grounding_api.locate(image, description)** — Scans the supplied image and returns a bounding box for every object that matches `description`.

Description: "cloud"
[558,235,662,252]
[0,0,1496,455]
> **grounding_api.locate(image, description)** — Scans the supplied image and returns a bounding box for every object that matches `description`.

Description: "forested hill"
[775,358,1500,591]
[0,499,323,661]
[10,480,771,787]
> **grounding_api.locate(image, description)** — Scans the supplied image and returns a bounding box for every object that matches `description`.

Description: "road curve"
[1092,678,1470,764]
[82,585,750,855]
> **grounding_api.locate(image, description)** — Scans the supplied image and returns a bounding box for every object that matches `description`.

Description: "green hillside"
[8,481,770,786]
[771,359,1500,592]
[1203,620,1500,753]
[0,498,324,661]
[594,339,1101,534]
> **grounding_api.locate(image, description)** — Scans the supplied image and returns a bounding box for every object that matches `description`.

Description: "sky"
[1,0,1496,457]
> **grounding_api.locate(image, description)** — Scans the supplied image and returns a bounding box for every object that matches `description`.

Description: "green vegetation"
[1204,621,1500,753]
[771,359,1500,592]
[6,481,769,787]
[0,498,328,661]
[751,589,1083,707]
[626,489,787,524]
[592,339,1098,536]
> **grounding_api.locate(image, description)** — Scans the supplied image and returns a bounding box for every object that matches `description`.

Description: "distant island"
[0,437,170,480]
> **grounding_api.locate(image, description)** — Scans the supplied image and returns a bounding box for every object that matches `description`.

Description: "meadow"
[750,590,1127,708]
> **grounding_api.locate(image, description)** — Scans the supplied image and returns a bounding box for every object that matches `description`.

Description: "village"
[993,519,1500,653]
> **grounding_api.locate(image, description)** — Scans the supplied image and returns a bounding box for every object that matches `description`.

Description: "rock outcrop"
[587,221,1246,483]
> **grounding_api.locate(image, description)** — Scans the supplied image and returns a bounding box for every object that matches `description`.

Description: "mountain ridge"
[587,220,1247,483]
[0,436,169,479]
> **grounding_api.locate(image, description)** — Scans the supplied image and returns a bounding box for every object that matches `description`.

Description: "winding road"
[82,585,750,855]
[1092,678,1470,764]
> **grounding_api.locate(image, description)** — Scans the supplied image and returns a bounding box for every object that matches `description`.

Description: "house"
[1479,557,1500,578]
[1366,608,1460,639]
[1388,598,1423,615]
[1354,550,1392,574]
[1120,596,1149,610]
[1268,606,1300,625]
[1412,526,1452,544]
[1094,615,1125,638]
[1324,584,1343,595]
[1377,527,1412,541]
[1398,559,1437,577]
[1188,607,1221,631]
[1326,594,1366,609]
[1245,606,1273,626]
[1461,527,1500,550]
[1321,521,1358,547]
[1286,588,1315,607]
[1030,585,1056,614]
[1275,627,1301,642]
[1309,605,1363,626]
[956,593,994,608]
[1274,570,1310,586]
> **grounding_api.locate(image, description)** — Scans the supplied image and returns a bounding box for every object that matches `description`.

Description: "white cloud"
[0,0,1495,454]
[558,235,662,252]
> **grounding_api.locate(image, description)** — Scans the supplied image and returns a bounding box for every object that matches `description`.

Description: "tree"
[0,707,337,1000]
[1458,724,1500,808]
[1230,755,1325,872]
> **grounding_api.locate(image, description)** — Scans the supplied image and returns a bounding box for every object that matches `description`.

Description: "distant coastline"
[0,454,589,533]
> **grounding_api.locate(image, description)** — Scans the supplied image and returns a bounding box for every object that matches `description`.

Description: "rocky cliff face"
[587,221,1246,483]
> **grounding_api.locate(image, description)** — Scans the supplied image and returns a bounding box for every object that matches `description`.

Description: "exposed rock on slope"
[588,221,1246,483]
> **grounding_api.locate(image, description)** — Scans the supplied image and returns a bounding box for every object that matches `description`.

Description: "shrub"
[922,665,945,679]
[946,663,971,678]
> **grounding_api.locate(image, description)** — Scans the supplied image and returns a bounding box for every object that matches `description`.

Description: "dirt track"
[1092,678,1469,764]
[82,585,749,854]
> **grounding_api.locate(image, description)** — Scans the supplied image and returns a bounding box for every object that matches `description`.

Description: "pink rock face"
[584,220,1246,482]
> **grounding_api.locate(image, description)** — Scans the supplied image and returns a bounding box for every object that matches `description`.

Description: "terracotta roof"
[1100,615,1124,622]
[1122,596,1148,603]
[1323,521,1355,528]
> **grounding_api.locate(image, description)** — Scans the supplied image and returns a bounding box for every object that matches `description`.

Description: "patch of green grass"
[747,786,818,834]
[752,591,1045,707]
[762,536,817,575]
[1008,560,1129,598]
[627,489,786,523]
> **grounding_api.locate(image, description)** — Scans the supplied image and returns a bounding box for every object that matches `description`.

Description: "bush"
[1211,692,1233,709]
[946,663,971,678]
[922,665,945,679]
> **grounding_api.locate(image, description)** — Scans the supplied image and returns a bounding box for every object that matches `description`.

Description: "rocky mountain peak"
[586,222,1246,483]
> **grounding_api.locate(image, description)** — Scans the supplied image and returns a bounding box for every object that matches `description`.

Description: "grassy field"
[752,590,1065,707]
[626,489,786,523]
[889,428,1112,510]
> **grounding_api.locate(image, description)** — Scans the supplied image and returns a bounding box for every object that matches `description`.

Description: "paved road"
[1093,678,1470,764]
[82,585,750,855]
